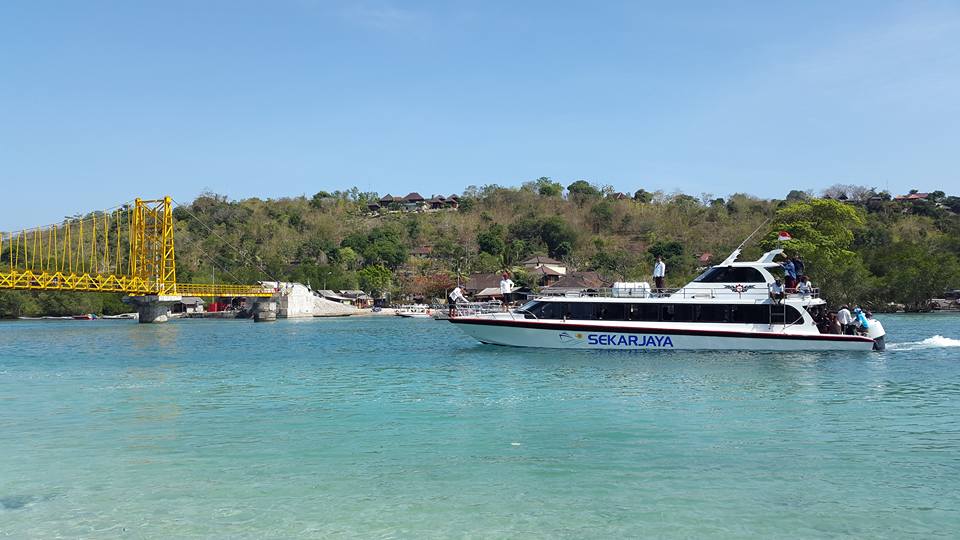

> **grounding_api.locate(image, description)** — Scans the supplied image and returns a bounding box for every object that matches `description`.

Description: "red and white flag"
[777,231,792,241]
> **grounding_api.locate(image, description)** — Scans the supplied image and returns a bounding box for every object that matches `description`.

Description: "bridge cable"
[169,198,281,284]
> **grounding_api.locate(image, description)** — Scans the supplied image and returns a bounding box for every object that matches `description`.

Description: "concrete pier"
[252,298,278,322]
[122,295,182,323]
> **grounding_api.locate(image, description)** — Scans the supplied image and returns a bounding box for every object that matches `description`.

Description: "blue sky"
[2,0,959,229]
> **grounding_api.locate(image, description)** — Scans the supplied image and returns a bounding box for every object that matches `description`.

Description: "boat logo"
[724,284,757,294]
[558,332,585,343]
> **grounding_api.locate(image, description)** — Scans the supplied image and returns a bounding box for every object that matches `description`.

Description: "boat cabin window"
[693,266,766,283]
[520,301,804,325]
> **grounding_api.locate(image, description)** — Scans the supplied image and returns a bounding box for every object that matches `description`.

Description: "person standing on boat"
[499,272,515,309]
[827,312,842,334]
[448,286,467,316]
[782,256,797,291]
[837,305,854,335]
[792,255,805,280]
[653,256,666,292]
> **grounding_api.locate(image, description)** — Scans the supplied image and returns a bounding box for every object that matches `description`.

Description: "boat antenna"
[736,217,771,252]
[721,217,772,266]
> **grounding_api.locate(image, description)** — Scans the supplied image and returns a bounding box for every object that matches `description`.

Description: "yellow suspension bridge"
[0,197,273,299]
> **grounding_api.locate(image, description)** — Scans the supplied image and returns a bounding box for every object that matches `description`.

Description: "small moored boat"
[395,304,434,318]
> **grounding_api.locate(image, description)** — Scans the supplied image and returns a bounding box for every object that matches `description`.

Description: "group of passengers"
[768,254,814,303]
[814,305,872,335]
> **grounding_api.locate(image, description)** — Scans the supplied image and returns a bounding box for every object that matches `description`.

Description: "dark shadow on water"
[0,493,57,510]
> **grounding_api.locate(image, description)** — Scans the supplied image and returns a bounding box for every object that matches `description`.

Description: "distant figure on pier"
[653,256,666,292]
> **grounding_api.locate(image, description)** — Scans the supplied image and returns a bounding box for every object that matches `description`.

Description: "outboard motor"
[867,318,886,351]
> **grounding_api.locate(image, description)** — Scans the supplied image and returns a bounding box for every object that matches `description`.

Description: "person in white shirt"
[499,272,515,308]
[653,256,666,292]
[796,275,813,297]
[448,286,467,316]
[836,305,853,335]
[768,278,785,303]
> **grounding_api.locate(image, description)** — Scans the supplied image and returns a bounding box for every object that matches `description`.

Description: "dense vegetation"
[2,181,959,317]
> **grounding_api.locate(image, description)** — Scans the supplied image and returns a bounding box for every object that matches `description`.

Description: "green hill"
[2,182,958,317]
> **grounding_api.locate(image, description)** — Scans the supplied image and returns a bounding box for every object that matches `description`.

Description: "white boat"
[447,248,886,351]
[395,304,434,318]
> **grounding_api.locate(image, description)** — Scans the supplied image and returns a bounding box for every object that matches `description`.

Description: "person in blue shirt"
[853,306,870,334]
[792,256,805,278]
[781,256,797,291]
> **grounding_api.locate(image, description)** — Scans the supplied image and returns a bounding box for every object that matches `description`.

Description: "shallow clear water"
[1,314,958,538]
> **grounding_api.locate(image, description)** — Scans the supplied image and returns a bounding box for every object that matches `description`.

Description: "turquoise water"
[1,314,959,538]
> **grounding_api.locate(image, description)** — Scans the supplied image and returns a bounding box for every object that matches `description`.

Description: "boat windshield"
[693,266,766,283]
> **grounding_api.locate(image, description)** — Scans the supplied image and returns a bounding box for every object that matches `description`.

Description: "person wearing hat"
[853,306,870,334]
[837,305,854,335]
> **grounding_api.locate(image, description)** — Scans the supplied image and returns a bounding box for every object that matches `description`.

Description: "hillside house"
[402,192,425,211]
[530,265,564,286]
[411,246,433,259]
[463,272,503,295]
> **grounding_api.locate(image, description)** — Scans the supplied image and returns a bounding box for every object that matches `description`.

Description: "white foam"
[887,335,960,351]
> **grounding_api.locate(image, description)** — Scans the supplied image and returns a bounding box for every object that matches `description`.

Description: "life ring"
[734,284,745,294]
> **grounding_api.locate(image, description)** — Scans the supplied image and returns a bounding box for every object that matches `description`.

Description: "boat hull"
[448,318,877,352]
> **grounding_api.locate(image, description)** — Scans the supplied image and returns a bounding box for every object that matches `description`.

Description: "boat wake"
[887,335,960,351]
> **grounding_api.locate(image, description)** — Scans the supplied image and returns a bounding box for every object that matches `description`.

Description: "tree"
[943,196,960,214]
[821,184,875,203]
[567,180,600,201]
[879,242,960,310]
[534,177,563,197]
[310,191,332,209]
[0,291,40,318]
[342,225,408,269]
[647,241,684,260]
[590,243,631,280]
[477,225,506,257]
[766,199,868,303]
[785,189,811,202]
[633,189,653,203]
[332,246,360,270]
[358,265,392,295]
[473,252,502,273]
[589,201,614,233]
[539,216,577,259]
[364,239,407,269]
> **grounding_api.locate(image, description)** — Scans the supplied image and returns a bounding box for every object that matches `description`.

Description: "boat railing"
[539,286,820,300]
[451,301,504,317]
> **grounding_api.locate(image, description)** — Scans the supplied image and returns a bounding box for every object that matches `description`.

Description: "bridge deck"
[0,270,274,297]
